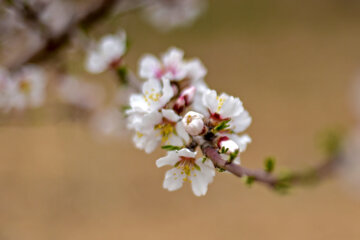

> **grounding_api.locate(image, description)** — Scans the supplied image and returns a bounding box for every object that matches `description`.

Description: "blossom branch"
[201,143,343,190]
[201,144,278,187]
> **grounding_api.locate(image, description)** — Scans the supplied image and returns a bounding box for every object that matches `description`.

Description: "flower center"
[144,88,161,105]
[19,80,31,94]
[155,123,174,143]
[216,96,225,112]
[175,156,198,182]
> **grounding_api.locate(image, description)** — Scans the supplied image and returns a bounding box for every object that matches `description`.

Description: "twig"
[201,143,342,190]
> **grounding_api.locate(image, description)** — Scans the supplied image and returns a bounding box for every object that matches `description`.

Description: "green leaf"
[264,157,276,173]
[161,145,183,151]
[212,119,231,133]
[116,66,128,85]
[121,105,131,114]
[229,149,239,163]
[245,176,255,186]
[318,129,344,156]
[202,157,207,163]
[220,146,229,154]
[273,172,293,194]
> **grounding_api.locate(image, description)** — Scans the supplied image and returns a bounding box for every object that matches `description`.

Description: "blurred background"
[1,0,360,239]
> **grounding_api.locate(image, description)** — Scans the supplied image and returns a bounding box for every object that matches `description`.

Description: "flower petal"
[163,168,184,191]
[156,151,180,167]
[139,54,161,79]
[159,77,174,106]
[176,121,190,144]
[162,109,180,122]
[85,52,107,74]
[232,110,252,133]
[190,158,215,196]
[202,89,218,114]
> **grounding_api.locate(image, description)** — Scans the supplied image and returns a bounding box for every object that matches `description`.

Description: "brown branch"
[201,143,342,190]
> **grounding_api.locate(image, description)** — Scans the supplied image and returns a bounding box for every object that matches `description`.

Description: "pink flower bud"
[181,86,196,105]
[182,111,205,136]
[173,96,186,114]
[173,86,197,114]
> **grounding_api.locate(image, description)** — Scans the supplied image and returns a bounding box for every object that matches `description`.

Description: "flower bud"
[181,86,196,105]
[182,111,205,136]
[217,136,239,154]
[173,86,197,114]
[173,96,186,114]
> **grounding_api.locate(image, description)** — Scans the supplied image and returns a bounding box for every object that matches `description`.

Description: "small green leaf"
[229,149,239,163]
[161,145,183,151]
[116,66,128,85]
[212,119,231,133]
[217,167,226,172]
[202,157,207,163]
[318,129,344,156]
[245,176,255,186]
[273,172,293,194]
[121,105,131,114]
[220,146,229,154]
[264,157,276,173]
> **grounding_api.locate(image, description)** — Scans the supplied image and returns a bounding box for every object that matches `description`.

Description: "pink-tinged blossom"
[85,30,127,74]
[200,89,252,134]
[138,47,206,83]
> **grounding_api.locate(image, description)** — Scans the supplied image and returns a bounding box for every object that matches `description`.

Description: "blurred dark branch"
[201,144,342,191]
[6,0,120,70]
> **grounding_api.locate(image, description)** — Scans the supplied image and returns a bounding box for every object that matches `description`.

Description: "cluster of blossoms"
[0,65,47,112]
[126,47,252,196]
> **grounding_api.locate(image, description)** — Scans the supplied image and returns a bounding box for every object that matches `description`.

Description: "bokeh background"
[1,0,360,239]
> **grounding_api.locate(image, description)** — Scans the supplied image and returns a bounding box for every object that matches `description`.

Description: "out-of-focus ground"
[1,0,360,239]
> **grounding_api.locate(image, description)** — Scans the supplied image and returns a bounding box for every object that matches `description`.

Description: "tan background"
[1,0,360,239]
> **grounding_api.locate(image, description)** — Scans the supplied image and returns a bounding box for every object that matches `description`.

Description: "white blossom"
[143,0,206,32]
[7,65,47,111]
[138,47,206,83]
[201,89,252,133]
[85,30,127,74]
[127,77,174,114]
[156,148,215,196]
[182,111,205,136]
[129,109,190,154]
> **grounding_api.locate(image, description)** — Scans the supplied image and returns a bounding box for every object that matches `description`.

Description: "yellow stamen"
[216,96,225,112]
[155,123,174,143]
